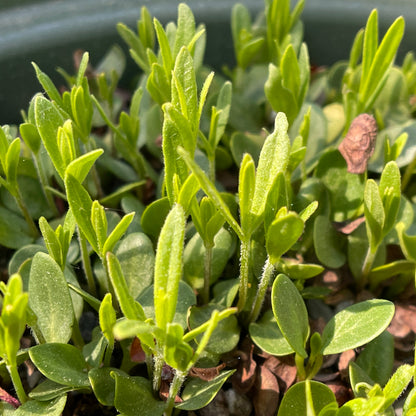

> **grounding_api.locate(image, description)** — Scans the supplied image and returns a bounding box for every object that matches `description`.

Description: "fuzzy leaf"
[321,299,394,355]
[65,150,104,185]
[154,204,186,331]
[29,252,74,343]
[271,274,309,358]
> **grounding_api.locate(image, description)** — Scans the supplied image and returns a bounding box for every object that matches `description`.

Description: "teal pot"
[0,0,415,123]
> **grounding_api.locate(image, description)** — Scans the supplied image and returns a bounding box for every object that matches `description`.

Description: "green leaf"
[314,149,365,221]
[361,9,378,86]
[153,204,186,330]
[164,323,194,371]
[278,380,336,416]
[356,330,394,386]
[176,370,236,410]
[153,18,173,76]
[178,146,243,240]
[91,201,107,254]
[364,179,385,251]
[5,138,20,188]
[238,153,255,232]
[29,379,86,401]
[112,373,165,416]
[29,252,74,343]
[14,395,67,416]
[89,367,126,407]
[266,210,304,264]
[65,149,104,185]
[313,215,346,269]
[188,304,240,355]
[321,299,395,355]
[271,274,309,358]
[106,252,146,321]
[32,62,63,107]
[114,232,154,300]
[102,212,135,255]
[99,293,116,344]
[141,196,171,241]
[383,364,414,409]
[29,343,89,387]
[64,173,98,254]
[173,3,196,56]
[379,161,401,236]
[38,217,62,267]
[183,227,233,290]
[251,112,290,221]
[34,95,66,179]
[249,309,295,356]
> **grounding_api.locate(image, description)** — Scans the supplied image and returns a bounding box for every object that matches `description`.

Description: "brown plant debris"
[338,113,377,174]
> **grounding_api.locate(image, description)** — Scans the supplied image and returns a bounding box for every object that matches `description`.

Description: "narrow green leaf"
[153,18,173,75]
[65,149,104,185]
[39,217,62,267]
[164,323,193,371]
[361,10,378,85]
[91,201,108,255]
[251,112,290,219]
[383,364,414,409]
[64,174,98,254]
[29,252,74,343]
[102,212,135,255]
[34,95,66,179]
[379,161,401,235]
[176,370,236,411]
[321,299,395,355]
[106,252,146,321]
[5,138,21,187]
[75,52,89,86]
[271,274,309,358]
[29,343,89,387]
[364,179,385,250]
[32,62,63,107]
[238,153,256,233]
[198,71,215,122]
[178,174,200,213]
[99,293,116,344]
[173,3,196,56]
[281,44,300,98]
[154,204,186,330]
[178,146,243,240]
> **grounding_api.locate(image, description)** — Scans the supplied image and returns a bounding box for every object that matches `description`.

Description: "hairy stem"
[248,256,275,323]
[360,245,377,288]
[237,238,251,312]
[15,189,39,238]
[202,244,213,305]
[164,370,186,416]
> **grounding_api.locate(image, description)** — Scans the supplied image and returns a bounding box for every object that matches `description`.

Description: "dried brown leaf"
[253,365,280,416]
[338,114,377,174]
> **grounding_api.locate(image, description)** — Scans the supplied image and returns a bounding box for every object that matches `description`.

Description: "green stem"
[360,245,377,288]
[103,342,114,367]
[164,370,186,416]
[295,352,306,381]
[237,238,251,312]
[152,350,164,393]
[202,244,213,305]
[77,228,97,296]
[7,363,27,404]
[248,256,275,323]
[71,316,85,349]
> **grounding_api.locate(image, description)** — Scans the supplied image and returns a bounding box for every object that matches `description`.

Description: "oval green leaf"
[29,252,74,343]
[271,274,309,358]
[321,299,395,355]
[29,343,89,387]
